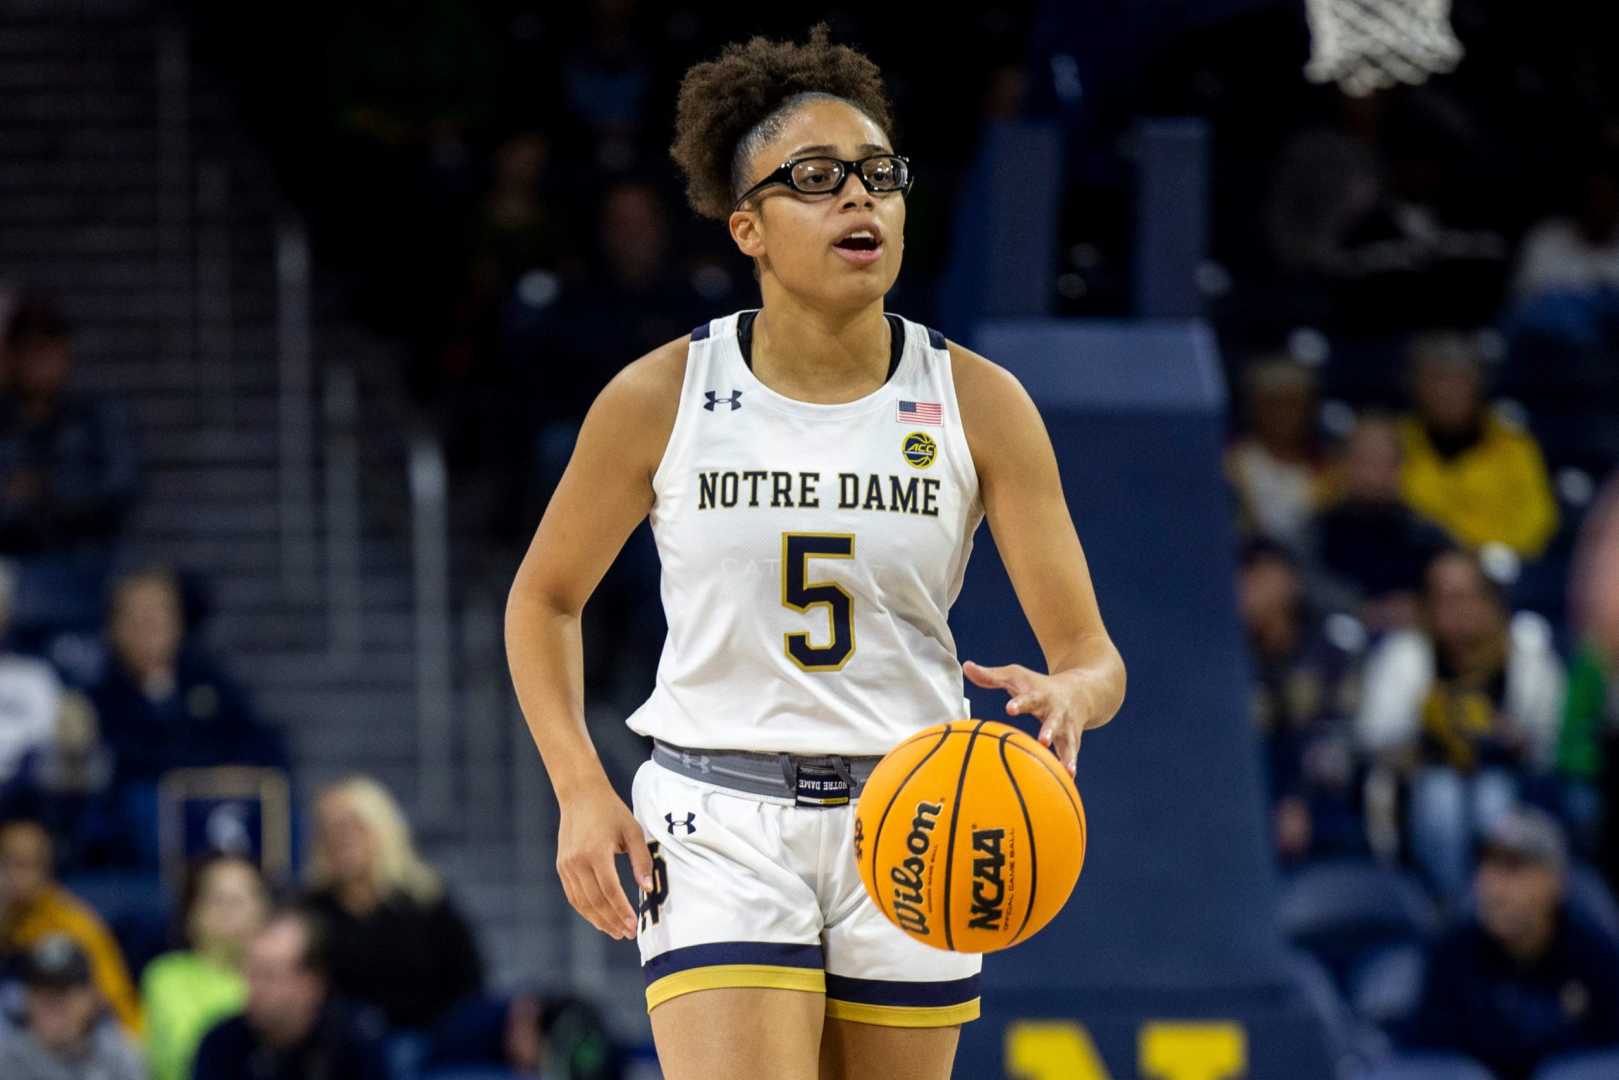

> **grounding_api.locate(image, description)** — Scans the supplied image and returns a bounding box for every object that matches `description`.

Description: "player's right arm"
[504,336,688,941]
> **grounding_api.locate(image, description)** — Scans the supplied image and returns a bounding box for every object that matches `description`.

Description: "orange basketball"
[853,719,1086,953]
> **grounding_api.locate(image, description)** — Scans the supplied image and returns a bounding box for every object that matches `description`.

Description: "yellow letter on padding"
[1005,1021,1113,1080]
[1138,1022,1247,1080]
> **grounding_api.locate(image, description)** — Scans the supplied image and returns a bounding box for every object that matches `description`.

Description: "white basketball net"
[1303,0,1464,97]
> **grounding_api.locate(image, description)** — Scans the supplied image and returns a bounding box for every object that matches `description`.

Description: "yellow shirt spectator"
[3,882,143,1034]
[1398,410,1559,557]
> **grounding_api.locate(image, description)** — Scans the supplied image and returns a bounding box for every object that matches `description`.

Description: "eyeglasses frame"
[732,153,914,213]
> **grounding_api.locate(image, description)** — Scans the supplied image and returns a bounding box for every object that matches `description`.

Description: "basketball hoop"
[1303,0,1464,97]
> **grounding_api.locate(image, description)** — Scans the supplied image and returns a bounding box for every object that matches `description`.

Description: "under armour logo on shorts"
[666,812,697,835]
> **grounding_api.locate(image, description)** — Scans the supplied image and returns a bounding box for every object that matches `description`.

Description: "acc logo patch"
[902,431,937,469]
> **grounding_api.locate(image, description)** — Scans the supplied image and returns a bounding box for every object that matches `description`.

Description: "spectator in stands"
[0,296,138,557]
[559,0,656,173]
[141,855,270,1080]
[191,905,389,1080]
[0,934,143,1080]
[1397,332,1559,558]
[303,775,483,1030]
[1225,357,1327,557]
[1404,807,1619,1080]
[1263,94,1506,332]
[1563,468,1619,884]
[1312,413,1452,631]
[88,567,284,867]
[0,818,140,1032]
[426,990,621,1079]
[1512,153,1619,302]
[439,128,580,510]
[444,129,576,397]
[1239,539,1365,863]
[0,559,70,790]
[0,558,109,852]
[1357,548,1566,901]
[0,701,109,880]
[571,179,720,370]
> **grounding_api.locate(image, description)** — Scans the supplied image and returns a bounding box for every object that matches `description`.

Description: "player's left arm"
[951,342,1127,775]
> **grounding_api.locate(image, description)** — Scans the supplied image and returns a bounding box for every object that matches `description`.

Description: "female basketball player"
[505,24,1126,1080]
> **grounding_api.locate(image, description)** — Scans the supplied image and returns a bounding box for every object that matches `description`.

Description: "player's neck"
[751,292,890,405]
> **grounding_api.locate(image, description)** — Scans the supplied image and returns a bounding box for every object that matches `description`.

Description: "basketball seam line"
[868,727,952,929]
[1004,740,1085,841]
[999,732,1039,947]
[941,720,988,951]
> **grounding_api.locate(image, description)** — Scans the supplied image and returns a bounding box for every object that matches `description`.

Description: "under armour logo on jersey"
[666,812,696,835]
[704,390,742,412]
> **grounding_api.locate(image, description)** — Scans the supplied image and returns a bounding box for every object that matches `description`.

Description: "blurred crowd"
[1222,83,1619,1080]
[7,1,1619,1077]
[0,285,622,1076]
[0,779,617,1080]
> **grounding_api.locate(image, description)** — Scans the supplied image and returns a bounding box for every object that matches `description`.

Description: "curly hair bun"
[669,22,896,221]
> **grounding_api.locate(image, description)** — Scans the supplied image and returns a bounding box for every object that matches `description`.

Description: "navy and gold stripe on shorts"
[643,942,825,1011]
[824,972,981,1028]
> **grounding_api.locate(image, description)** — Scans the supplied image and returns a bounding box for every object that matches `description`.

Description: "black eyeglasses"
[733,154,913,212]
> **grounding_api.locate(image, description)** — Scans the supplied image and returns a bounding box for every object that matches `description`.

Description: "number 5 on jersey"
[781,532,856,671]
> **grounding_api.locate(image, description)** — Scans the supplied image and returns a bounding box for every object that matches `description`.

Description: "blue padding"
[955,317,1286,994]
[971,318,1226,412]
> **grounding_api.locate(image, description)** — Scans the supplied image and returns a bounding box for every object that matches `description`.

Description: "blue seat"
[1355,1053,1497,1080]
[1279,860,1438,976]
[1534,1049,1619,1080]
[419,1070,526,1080]
[1349,944,1426,1028]
[59,870,170,976]
[1567,865,1619,941]
[1286,949,1355,1068]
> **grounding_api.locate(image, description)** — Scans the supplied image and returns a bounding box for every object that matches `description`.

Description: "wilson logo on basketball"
[968,827,1007,931]
[890,800,942,936]
[855,719,1087,954]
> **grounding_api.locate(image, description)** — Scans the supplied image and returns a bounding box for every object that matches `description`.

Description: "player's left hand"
[963,660,1094,776]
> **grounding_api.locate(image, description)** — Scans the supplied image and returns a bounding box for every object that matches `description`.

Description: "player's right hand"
[556,783,655,940]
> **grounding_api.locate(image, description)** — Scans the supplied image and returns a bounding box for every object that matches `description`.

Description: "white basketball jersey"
[625,308,985,756]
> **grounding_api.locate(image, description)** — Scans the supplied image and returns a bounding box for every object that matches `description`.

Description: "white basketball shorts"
[631,758,982,1027]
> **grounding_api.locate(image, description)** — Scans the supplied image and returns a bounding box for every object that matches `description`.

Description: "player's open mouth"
[833,234,884,264]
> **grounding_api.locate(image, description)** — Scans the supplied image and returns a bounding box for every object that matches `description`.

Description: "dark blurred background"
[3,1,1619,1078]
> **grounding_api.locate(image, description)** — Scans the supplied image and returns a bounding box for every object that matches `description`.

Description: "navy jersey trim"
[690,321,712,342]
[824,972,981,1008]
[642,941,824,985]
[926,326,945,350]
[737,309,906,383]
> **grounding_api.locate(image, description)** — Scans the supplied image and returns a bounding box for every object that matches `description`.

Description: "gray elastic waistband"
[651,739,881,800]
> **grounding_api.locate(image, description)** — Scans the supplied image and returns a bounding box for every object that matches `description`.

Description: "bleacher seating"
[1355,1054,1497,1080]
[1347,944,1426,1031]
[1534,1050,1619,1080]
[1278,860,1439,981]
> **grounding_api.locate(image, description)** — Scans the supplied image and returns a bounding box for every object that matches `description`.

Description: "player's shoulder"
[577,335,691,479]
[598,333,691,412]
[944,339,1038,424]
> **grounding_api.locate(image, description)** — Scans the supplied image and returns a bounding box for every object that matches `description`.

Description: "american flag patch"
[897,400,943,425]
